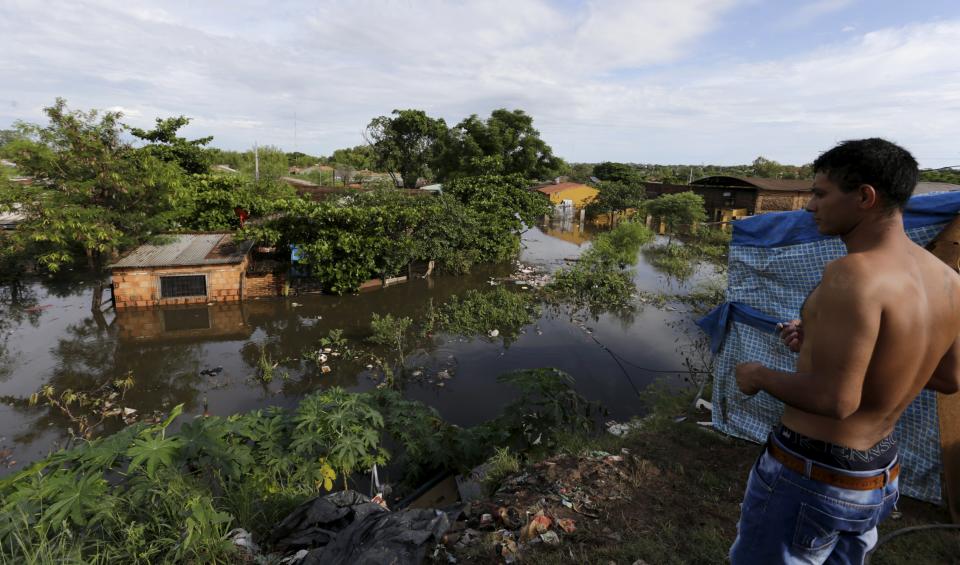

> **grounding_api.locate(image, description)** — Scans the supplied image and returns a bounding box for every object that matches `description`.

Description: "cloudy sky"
[1,0,958,167]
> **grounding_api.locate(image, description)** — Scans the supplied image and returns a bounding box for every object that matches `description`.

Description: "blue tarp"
[702,191,960,503]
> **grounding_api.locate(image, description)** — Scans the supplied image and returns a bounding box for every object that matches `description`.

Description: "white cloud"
[0,1,957,167]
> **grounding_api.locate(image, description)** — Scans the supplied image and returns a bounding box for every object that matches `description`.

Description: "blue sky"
[1,0,958,167]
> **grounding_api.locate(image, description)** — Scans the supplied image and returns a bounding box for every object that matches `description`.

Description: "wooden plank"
[924,215,960,523]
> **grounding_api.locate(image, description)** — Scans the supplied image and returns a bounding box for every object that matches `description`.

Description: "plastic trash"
[269,490,453,565]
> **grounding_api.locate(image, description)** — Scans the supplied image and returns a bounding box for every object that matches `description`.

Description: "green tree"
[1,99,184,271]
[286,151,319,167]
[366,110,448,188]
[329,145,375,171]
[593,162,643,185]
[644,191,707,243]
[585,180,645,223]
[240,145,288,183]
[130,116,214,175]
[440,109,565,181]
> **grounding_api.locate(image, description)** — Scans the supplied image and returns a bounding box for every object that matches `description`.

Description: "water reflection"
[0,227,716,475]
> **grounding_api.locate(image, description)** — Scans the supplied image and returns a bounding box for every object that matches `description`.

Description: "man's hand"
[735,362,764,396]
[778,319,803,353]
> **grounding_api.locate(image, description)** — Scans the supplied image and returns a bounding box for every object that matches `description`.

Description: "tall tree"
[440,109,565,181]
[366,110,448,188]
[0,99,183,271]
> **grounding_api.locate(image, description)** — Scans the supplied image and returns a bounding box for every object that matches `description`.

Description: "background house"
[533,181,599,209]
[644,176,813,222]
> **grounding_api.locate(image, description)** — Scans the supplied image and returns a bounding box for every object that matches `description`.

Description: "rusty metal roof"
[109,234,253,269]
[691,176,812,192]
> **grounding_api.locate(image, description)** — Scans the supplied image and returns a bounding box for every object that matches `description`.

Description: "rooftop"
[109,234,253,269]
[534,182,596,195]
[691,175,812,192]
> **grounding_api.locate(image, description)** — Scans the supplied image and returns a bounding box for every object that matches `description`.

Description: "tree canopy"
[366,110,448,189]
[129,116,214,175]
[1,99,184,271]
[644,191,707,241]
[439,109,567,181]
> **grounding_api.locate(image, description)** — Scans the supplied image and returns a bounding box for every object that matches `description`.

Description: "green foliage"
[427,286,539,345]
[593,161,644,185]
[546,221,653,313]
[286,151,320,168]
[328,144,376,171]
[487,368,603,451]
[483,447,521,494]
[242,173,549,293]
[2,98,185,271]
[920,168,960,184]
[130,116,214,175]
[367,109,448,188]
[172,173,296,231]
[292,388,386,487]
[585,180,645,219]
[368,313,414,372]
[644,191,707,241]
[438,109,566,182]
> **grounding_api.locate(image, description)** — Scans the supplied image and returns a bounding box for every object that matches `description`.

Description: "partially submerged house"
[109,233,262,308]
[533,182,599,209]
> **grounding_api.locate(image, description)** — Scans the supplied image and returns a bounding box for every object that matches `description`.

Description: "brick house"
[644,176,813,221]
[109,233,281,308]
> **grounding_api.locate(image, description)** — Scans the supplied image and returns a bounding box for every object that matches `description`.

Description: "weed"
[483,447,521,494]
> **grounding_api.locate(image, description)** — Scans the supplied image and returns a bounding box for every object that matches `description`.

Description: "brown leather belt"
[768,441,900,491]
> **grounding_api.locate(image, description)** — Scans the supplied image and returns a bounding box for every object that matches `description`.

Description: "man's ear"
[857,184,879,209]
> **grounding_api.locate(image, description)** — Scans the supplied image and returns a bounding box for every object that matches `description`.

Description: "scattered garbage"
[320,365,332,374]
[606,419,643,437]
[199,366,223,377]
[229,528,260,556]
[540,530,560,545]
[488,329,500,338]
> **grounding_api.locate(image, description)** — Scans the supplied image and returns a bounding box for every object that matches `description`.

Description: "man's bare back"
[735,168,960,451]
[787,238,960,450]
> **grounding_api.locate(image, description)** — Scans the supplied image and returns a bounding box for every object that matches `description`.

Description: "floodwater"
[0,223,719,475]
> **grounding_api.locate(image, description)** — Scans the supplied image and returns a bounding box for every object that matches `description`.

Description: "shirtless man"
[730,138,960,564]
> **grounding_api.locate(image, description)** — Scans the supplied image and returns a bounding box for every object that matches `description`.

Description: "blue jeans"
[730,440,900,564]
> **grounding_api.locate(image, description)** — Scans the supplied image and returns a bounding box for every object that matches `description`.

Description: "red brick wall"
[112,258,248,309]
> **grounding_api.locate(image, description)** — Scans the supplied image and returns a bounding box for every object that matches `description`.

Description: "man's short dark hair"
[813,138,919,210]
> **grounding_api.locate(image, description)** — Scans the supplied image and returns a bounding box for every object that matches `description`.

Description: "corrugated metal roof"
[109,234,252,269]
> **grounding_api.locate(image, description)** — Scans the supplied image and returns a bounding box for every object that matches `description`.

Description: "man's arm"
[928,336,960,394]
[737,261,881,419]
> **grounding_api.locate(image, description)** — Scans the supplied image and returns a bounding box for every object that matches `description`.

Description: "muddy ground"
[433,401,959,565]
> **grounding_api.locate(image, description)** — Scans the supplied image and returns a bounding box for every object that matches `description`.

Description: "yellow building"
[534,182,599,209]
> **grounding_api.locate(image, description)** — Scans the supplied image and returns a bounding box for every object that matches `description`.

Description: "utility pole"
[254,142,260,183]
[294,111,298,156]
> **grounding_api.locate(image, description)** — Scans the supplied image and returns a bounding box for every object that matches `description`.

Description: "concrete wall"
[112,257,249,309]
